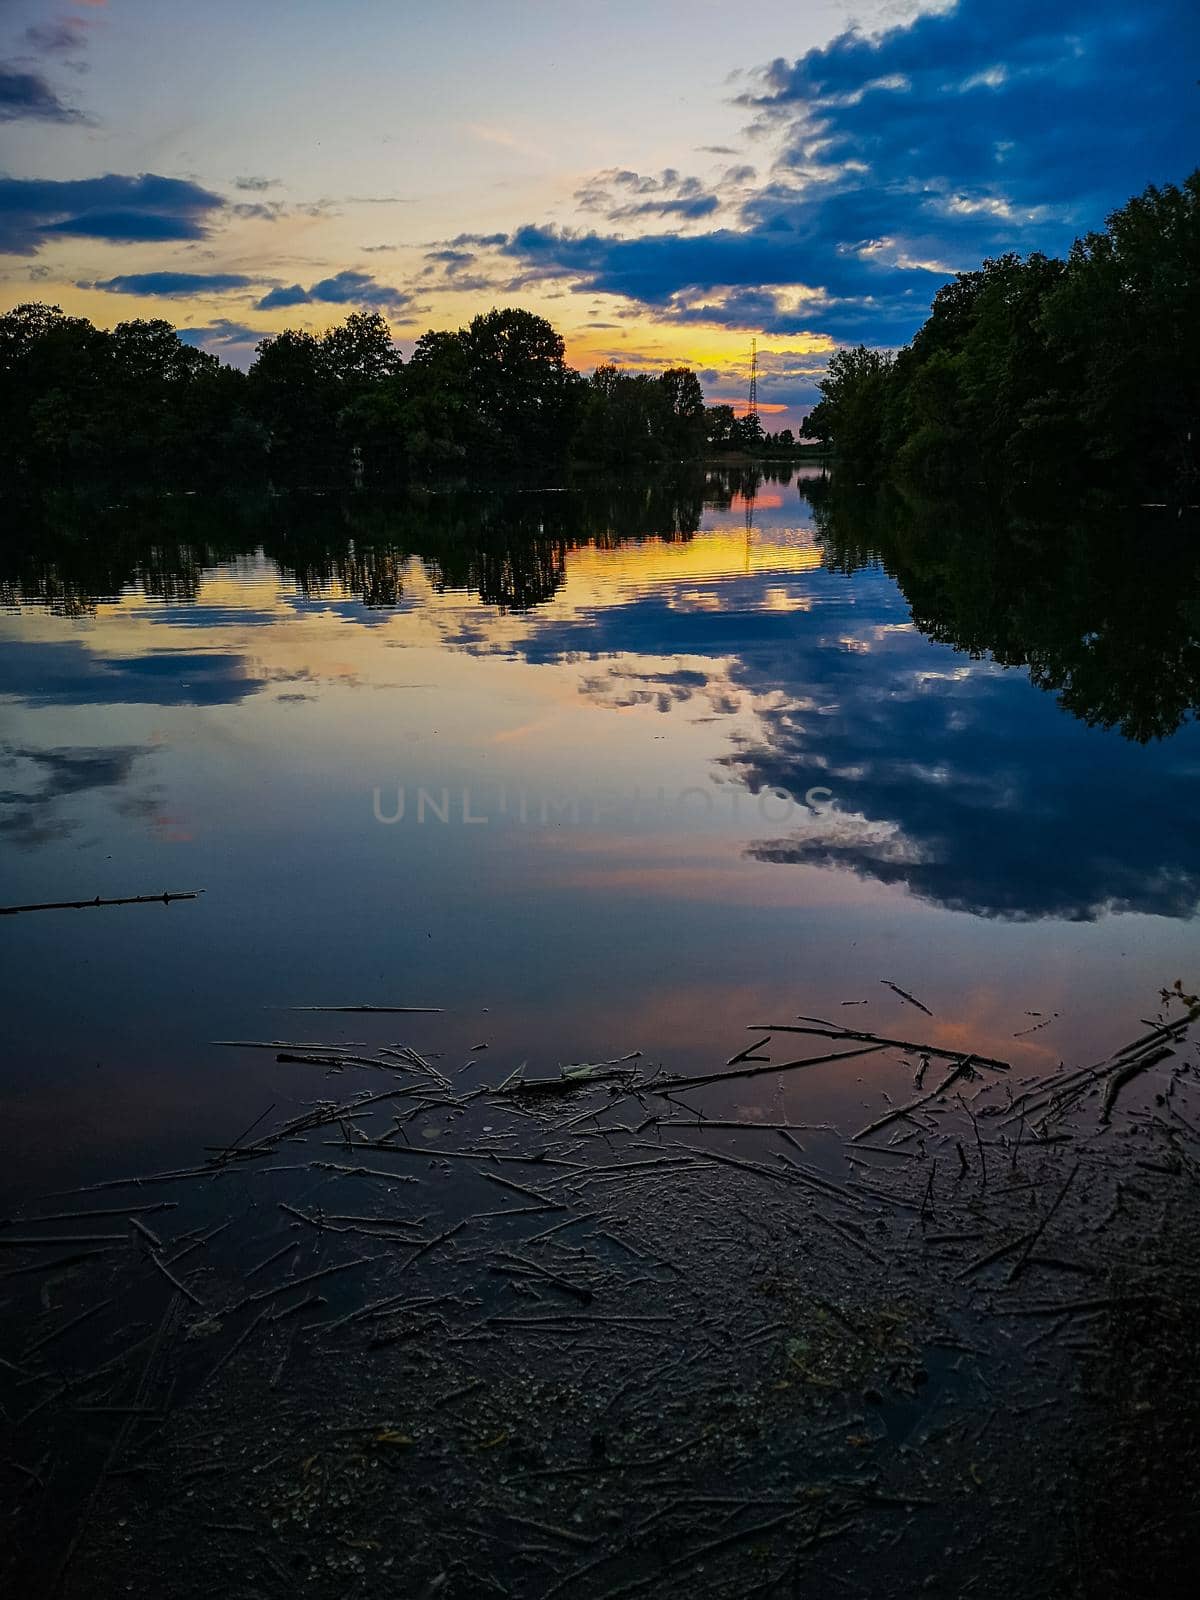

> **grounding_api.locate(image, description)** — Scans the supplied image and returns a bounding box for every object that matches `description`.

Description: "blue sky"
[1,0,1196,422]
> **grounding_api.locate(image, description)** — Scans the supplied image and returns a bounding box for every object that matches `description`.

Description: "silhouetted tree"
[809,168,1198,502]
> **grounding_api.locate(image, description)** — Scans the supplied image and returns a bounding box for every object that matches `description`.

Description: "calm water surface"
[2,469,1197,1203]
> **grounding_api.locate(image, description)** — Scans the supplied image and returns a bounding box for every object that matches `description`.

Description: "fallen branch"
[1102,1045,1174,1122]
[851,1057,977,1141]
[647,1043,886,1095]
[0,890,201,917]
[882,980,933,1016]
[1005,1163,1080,1284]
[276,1004,444,1014]
[747,1023,1008,1073]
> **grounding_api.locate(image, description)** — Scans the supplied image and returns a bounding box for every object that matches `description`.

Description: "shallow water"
[2,468,1197,1203]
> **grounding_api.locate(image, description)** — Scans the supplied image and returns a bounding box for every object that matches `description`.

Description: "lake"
[2,467,1198,1204]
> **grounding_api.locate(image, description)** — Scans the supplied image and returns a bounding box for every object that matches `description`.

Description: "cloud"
[424,248,476,270]
[0,173,225,255]
[178,318,272,367]
[25,17,91,55]
[255,269,412,314]
[0,63,85,122]
[610,194,721,221]
[492,0,1197,346]
[229,200,286,221]
[83,271,256,297]
[743,0,1195,216]
[178,318,270,346]
[234,175,281,192]
[574,167,723,224]
[493,222,931,341]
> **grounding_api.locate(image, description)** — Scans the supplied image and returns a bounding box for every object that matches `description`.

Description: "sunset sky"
[1,0,1194,426]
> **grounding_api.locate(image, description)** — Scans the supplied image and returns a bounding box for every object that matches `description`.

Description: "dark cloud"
[83,271,256,297]
[493,222,937,342]
[492,0,1197,345]
[256,269,412,314]
[233,175,281,192]
[178,318,270,348]
[424,248,476,270]
[574,168,722,224]
[610,194,720,221]
[176,318,272,368]
[0,173,225,256]
[744,0,1195,218]
[0,63,85,123]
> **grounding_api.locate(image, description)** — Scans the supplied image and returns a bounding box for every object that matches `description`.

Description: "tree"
[658,367,706,457]
[461,307,578,464]
[807,345,895,470]
[1038,173,1200,494]
[321,311,401,387]
[732,410,764,451]
[705,403,737,450]
[248,329,337,481]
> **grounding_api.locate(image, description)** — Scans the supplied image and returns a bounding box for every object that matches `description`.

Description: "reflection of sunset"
[3,477,1196,1106]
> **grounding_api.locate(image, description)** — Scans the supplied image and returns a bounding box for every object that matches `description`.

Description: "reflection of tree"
[0,490,283,614]
[0,475,712,617]
[711,479,1200,922]
[806,478,1200,743]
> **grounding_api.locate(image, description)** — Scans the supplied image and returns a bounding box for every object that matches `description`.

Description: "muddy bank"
[3,1003,1199,1598]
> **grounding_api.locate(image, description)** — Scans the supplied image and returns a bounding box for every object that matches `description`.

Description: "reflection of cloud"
[0,639,267,707]
[726,636,1200,921]
[0,743,149,850]
[457,555,1200,925]
[580,663,741,717]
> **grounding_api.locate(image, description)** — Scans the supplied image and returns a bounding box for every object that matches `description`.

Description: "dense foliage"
[802,172,1200,501]
[0,302,794,491]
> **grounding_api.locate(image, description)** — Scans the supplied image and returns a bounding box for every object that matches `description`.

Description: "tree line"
[0,302,802,491]
[801,172,1199,501]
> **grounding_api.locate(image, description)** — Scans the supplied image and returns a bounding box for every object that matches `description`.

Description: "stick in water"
[276,1005,444,1014]
[0,890,202,917]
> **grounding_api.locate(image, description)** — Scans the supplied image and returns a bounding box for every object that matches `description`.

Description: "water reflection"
[0,742,157,849]
[0,471,1197,1109]
[808,479,1200,744]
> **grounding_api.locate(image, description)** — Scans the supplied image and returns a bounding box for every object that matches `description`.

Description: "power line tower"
[747,337,759,421]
